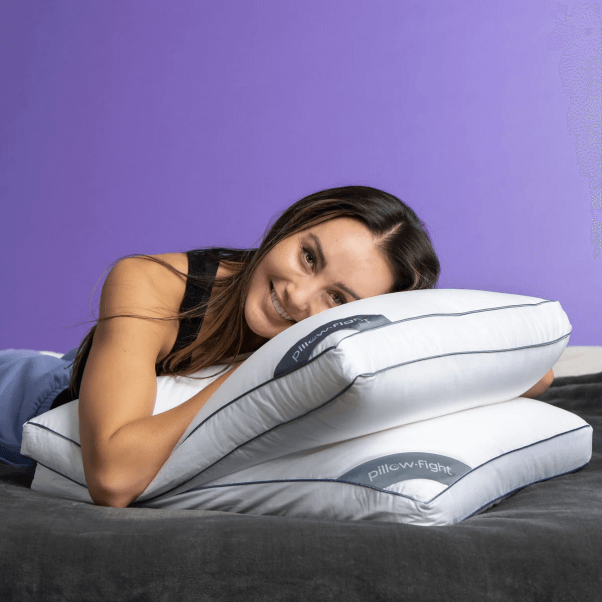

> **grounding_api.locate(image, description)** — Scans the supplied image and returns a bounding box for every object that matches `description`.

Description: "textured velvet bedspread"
[1,371,601,602]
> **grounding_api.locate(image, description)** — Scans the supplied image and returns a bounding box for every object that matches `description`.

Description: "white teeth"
[271,287,294,322]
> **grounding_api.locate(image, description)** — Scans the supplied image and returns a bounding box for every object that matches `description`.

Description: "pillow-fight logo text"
[273,314,391,377]
[338,452,472,488]
[368,459,453,482]
[291,317,370,363]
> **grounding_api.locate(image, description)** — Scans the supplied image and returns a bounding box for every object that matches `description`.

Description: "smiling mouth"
[270,282,295,323]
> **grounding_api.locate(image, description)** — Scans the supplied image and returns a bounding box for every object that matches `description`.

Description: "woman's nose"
[285,281,324,320]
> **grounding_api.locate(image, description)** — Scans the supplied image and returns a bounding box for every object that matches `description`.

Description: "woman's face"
[244,217,395,341]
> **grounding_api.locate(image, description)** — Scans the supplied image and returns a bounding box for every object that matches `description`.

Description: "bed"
[1,345,601,601]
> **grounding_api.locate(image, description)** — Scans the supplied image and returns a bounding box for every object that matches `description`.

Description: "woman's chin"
[240,324,268,352]
[243,313,274,345]
[246,316,287,344]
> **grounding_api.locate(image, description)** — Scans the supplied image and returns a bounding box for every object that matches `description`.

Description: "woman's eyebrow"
[308,233,361,301]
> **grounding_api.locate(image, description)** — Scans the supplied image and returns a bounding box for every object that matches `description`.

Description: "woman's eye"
[302,247,316,268]
[331,293,345,306]
[302,246,345,306]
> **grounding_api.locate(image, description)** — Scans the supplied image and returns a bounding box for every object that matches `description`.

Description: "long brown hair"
[66,185,441,397]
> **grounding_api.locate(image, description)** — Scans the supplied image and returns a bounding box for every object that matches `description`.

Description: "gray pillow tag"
[274,314,391,377]
[337,452,472,489]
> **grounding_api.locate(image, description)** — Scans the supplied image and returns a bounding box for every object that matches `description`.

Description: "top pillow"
[22,288,571,506]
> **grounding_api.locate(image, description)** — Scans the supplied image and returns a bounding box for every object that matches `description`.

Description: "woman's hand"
[520,368,554,399]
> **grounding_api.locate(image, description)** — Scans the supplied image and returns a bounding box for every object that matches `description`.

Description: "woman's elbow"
[541,368,554,392]
[521,368,554,399]
[89,486,131,508]
[85,466,130,507]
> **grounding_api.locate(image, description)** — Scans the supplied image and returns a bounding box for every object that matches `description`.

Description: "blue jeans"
[0,348,78,468]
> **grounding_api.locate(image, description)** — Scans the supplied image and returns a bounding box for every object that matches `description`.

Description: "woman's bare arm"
[79,253,198,507]
[103,360,245,508]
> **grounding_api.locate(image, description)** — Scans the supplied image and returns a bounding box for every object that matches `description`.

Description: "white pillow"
[22,289,574,521]
[30,397,591,525]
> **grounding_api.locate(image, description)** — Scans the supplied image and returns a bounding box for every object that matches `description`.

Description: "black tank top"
[49,247,240,410]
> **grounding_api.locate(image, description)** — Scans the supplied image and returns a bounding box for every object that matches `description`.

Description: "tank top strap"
[160,249,220,370]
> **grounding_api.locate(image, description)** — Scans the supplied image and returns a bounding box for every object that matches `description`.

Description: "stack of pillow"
[21,288,592,526]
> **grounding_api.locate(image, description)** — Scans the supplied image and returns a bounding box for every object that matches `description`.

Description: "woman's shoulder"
[116,253,192,325]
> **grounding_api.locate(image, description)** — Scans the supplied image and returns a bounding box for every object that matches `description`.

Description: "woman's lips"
[269,281,293,323]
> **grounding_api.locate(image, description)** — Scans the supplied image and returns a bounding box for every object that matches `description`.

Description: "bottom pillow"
[30,397,592,526]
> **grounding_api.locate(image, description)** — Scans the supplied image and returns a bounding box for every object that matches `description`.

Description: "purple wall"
[1,0,600,352]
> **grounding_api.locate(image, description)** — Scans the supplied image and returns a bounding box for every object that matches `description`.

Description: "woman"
[0,185,549,507]
[71,185,442,507]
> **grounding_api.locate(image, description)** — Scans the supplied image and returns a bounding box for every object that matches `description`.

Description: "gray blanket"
[1,370,601,601]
